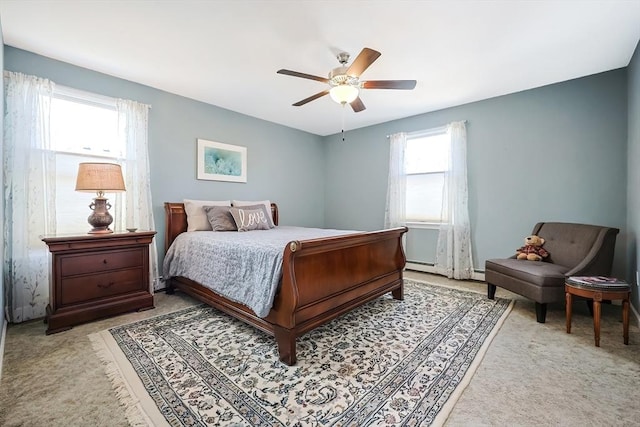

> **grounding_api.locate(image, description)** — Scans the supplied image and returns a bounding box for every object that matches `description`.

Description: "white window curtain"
[384,132,407,228]
[434,121,474,279]
[3,72,56,322]
[114,99,160,290]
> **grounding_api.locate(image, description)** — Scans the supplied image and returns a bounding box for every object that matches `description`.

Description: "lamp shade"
[329,85,359,104]
[75,162,126,193]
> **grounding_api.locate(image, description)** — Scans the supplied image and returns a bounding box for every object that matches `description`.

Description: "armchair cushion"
[486,259,568,288]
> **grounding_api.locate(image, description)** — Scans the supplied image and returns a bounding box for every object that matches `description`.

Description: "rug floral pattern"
[109,280,511,426]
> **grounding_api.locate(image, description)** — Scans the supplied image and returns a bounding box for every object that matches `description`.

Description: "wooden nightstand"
[41,231,156,334]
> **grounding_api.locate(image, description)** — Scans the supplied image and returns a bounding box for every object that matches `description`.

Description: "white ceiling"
[2,1,639,136]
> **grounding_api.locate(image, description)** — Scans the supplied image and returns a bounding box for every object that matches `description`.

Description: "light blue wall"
[627,40,640,311]
[4,46,325,267]
[323,70,629,279]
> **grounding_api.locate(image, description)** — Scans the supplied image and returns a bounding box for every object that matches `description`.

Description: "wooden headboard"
[164,202,279,253]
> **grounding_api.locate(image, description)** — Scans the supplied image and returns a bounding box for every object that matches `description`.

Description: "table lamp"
[75,162,126,234]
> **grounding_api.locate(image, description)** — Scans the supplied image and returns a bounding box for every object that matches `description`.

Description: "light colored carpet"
[1,272,639,426]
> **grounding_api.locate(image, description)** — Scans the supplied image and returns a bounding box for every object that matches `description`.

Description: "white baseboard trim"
[405,262,485,282]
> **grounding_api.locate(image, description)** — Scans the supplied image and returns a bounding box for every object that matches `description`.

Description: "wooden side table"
[565,281,631,347]
[41,231,156,334]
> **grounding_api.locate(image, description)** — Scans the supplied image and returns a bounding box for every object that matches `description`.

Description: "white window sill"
[405,222,442,230]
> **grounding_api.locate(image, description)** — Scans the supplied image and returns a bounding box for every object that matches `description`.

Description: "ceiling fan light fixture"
[277,47,415,112]
[329,84,359,105]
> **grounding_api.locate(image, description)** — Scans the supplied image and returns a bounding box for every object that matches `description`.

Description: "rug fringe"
[89,332,151,427]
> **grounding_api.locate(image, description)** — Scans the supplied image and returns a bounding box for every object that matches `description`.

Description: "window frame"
[51,85,122,158]
[404,125,449,227]
[49,85,126,234]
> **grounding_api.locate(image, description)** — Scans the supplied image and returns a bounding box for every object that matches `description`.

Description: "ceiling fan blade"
[346,48,381,77]
[350,97,366,112]
[362,80,417,90]
[277,69,329,83]
[292,90,330,106]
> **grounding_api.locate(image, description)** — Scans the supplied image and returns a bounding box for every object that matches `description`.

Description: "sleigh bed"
[163,202,408,365]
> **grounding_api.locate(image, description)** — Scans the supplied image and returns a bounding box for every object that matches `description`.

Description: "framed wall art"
[196,139,247,183]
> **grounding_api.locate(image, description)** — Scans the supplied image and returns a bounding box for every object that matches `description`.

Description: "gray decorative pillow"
[229,205,271,232]
[203,205,237,231]
[232,199,275,228]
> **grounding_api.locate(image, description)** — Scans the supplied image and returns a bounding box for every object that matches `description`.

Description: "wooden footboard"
[164,202,407,365]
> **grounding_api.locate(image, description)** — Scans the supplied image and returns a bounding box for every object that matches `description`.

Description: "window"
[50,87,125,234]
[405,127,449,224]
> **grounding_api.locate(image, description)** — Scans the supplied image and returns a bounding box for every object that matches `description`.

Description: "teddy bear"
[515,235,549,261]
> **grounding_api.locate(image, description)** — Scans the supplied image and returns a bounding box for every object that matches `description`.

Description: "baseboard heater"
[405,261,486,282]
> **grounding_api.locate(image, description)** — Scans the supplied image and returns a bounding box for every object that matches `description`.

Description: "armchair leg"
[488,284,497,300]
[535,302,547,323]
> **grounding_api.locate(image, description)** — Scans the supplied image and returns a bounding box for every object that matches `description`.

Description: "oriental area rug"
[90,279,512,427]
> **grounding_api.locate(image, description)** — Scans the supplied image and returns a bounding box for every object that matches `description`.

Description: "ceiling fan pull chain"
[341,104,346,142]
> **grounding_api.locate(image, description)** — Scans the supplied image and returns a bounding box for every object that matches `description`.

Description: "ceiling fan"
[277,47,417,112]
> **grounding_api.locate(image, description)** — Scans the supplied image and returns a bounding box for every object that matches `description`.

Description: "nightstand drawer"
[60,249,143,276]
[60,268,144,305]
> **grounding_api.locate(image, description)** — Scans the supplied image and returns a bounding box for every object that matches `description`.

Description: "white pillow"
[183,199,231,231]
[232,199,275,228]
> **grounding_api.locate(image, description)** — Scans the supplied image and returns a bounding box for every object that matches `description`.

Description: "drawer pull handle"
[97,282,115,289]
[103,259,108,264]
